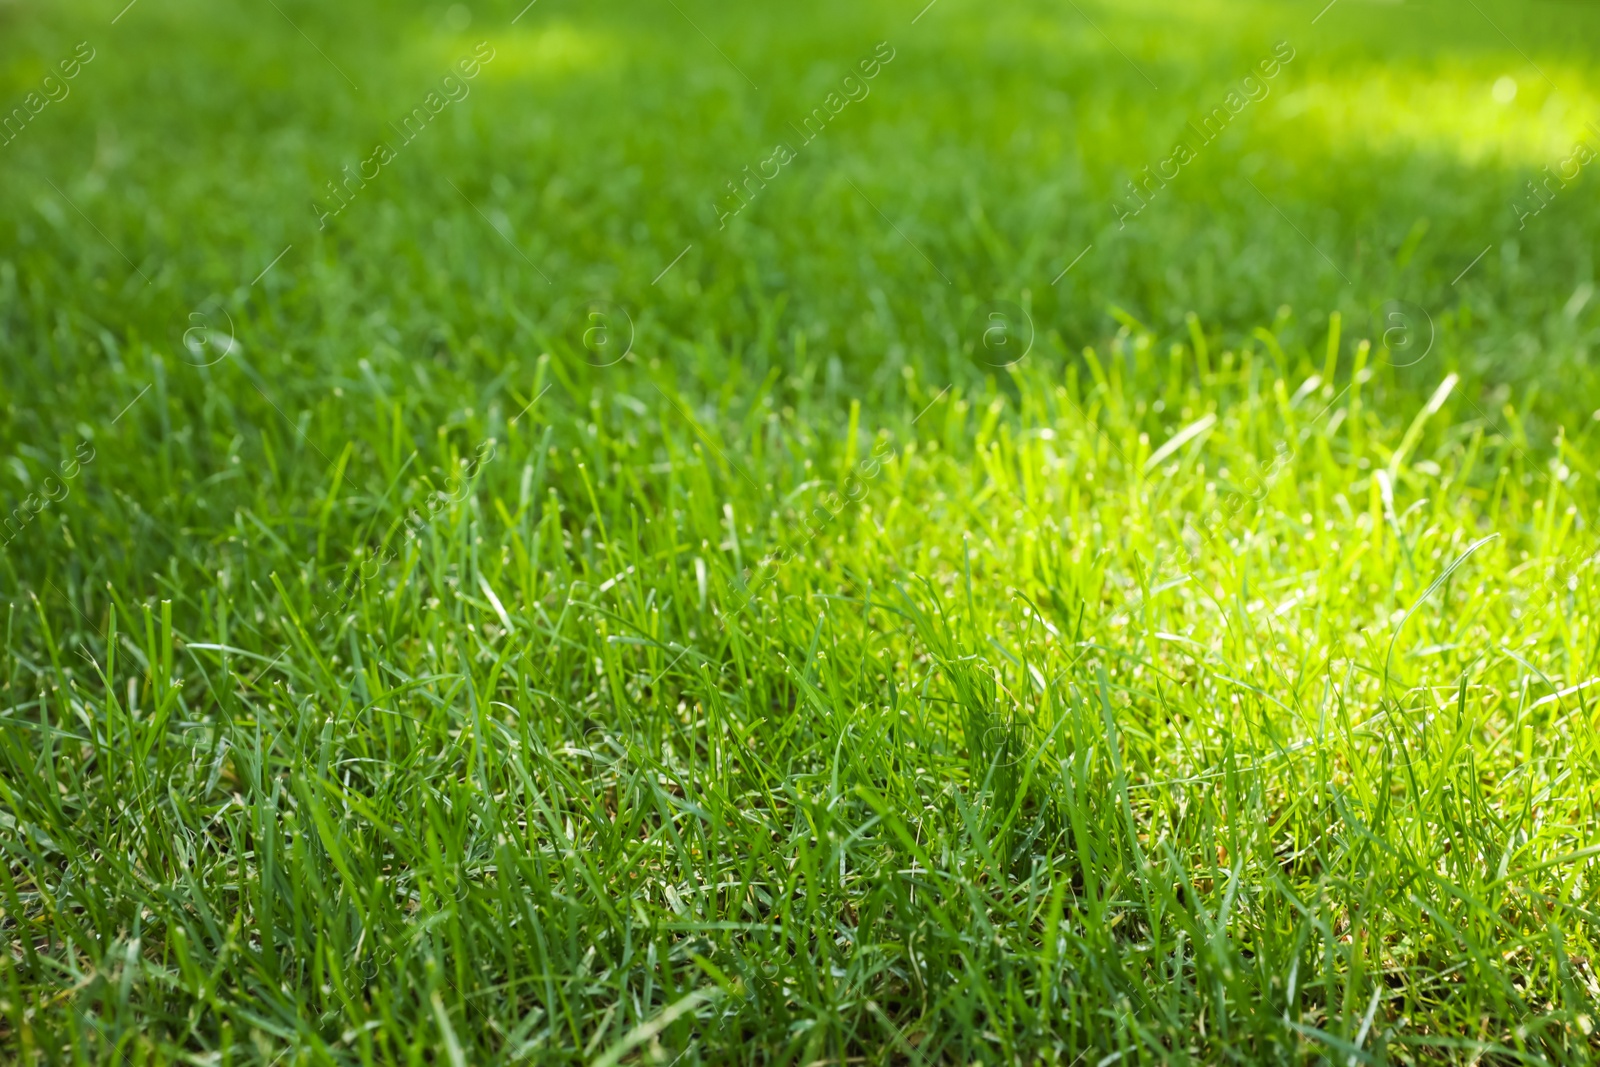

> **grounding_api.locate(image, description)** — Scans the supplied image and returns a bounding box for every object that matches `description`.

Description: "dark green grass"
[5,0,1600,1061]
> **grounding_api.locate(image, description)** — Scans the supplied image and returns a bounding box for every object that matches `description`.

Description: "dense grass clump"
[5,0,1600,1061]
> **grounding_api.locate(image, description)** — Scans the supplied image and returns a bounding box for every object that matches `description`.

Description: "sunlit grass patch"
[476,21,617,81]
[1273,60,1600,167]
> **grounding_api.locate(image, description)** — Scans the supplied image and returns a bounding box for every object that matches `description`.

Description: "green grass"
[5,0,1600,1061]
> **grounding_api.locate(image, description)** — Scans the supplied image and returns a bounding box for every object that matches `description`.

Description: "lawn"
[4,0,1600,1061]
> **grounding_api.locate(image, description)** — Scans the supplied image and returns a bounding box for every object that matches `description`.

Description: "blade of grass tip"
[1282,1018,1381,1065]
[1490,842,1600,888]
[1353,984,1382,1061]
[315,441,355,562]
[429,991,468,1067]
[1143,413,1216,473]
[1384,534,1498,689]
[1096,664,1149,880]
[1388,373,1458,477]
[866,1000,930,1066]
[591,988,715,1067]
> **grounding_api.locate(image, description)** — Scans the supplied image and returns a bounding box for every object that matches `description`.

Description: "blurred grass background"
[4,0,1600,376]
[2,0,1595,592]
[4,0,1599,545]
